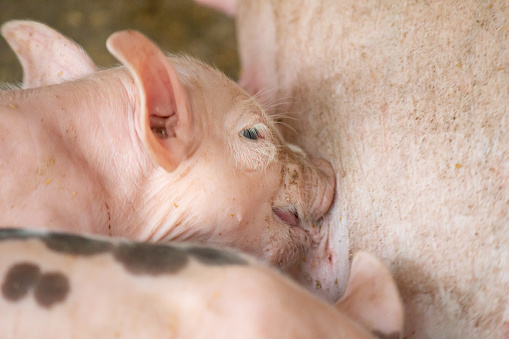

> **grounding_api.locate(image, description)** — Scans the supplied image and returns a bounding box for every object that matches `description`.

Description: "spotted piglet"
[0,229,402,338]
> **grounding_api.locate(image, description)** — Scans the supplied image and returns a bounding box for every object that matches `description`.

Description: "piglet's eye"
[240,127,260,140]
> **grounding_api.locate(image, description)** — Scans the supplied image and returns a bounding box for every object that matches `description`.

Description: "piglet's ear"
[107,30,196,172]
[1,20,98,88]
[336,252,404,339]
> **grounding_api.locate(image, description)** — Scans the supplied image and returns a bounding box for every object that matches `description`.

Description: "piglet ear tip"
[1,19,25,30]
[106,31,127,52]
[106,30,144,54]
[351,251,399,292]
[1,20,28,38]
[351,251,380,270]
[1,20,17,33]
[0,23,13,39]
[1,20,48,36]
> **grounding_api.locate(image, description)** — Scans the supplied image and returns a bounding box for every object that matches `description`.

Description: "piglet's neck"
[2,68,156,235]
[40,68,151,177]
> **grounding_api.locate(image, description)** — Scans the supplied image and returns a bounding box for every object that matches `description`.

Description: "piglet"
[0,228,403,339]
[0,21,335,272]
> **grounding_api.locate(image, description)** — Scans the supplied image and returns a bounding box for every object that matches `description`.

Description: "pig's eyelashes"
[232,123,276,171]
[240,127,260,140]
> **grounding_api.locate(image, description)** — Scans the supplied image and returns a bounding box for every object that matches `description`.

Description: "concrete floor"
[0,0,239,83]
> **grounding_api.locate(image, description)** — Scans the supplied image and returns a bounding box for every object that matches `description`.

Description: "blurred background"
[0,0,239,83]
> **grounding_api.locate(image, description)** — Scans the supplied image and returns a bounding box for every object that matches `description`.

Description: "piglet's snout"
[278,147,335,225]
[308,157,336,220]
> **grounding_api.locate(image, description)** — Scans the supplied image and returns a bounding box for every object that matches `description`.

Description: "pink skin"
[196,0,509,338]
[0,232,403,339]
[0,21,335,273]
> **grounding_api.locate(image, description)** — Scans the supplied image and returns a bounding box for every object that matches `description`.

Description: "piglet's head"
[107,31,335,270]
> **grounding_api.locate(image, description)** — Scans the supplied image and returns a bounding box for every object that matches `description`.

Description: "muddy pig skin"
[0,21,336,273]
[0,228,403,339]
[196,0,509,338]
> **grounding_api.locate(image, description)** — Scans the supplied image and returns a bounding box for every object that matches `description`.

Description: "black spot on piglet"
[0,228,113,257]
[34,272,70,308]
[2,262,70,308]
[2,263,40,301]
[0,228,37,241]
[186,246,248,266]
[114,243,189,275]
[43,233,114,256]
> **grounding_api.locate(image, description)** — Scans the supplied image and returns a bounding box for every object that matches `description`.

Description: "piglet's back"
[0,229,379,339]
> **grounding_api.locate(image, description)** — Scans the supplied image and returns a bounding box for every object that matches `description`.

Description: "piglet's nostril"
[273,208,300,227]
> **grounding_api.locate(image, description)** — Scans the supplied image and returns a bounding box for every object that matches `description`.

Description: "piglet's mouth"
[273,207,300,227]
